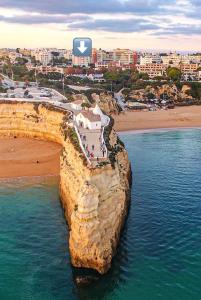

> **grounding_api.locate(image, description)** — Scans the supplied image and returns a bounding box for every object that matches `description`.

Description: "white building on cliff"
[76,111,102,130]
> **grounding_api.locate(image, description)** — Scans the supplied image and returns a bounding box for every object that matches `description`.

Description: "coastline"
[114,105,201,133]
[1,105,201,179]
[118,126,201,135]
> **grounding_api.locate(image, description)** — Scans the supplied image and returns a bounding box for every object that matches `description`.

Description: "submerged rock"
[75,276,99,287]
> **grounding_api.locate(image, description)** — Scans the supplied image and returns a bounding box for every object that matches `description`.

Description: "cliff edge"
[0,100,131,274]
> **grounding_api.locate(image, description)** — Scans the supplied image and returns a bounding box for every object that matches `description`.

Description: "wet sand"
[114,106,201,132]
[0,138,62,179]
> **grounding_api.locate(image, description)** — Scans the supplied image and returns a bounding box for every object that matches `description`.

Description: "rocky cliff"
[91,92,121,114]
[128,83,193,102]
[0,100,131,274]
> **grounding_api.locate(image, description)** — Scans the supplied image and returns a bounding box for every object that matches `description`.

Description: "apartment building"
[136,64,167,78]
[140,54,162,65]
[161,53,181,66]
[63,50,72,60]
[113,48,134,65]
[181,63,199,73]
[72,55,91,67]
[91,48,98,64]
[31,49,53,66]
[180,54,201,64]
[97,49,114,63]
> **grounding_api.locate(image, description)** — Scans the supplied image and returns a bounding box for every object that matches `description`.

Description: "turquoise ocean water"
[1,129,201,299]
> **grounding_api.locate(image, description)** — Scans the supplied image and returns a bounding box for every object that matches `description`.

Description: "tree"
[104,71,119,82]
[139,72,149,80]
[147,92,155,100]
[131,70,140,82]
[15,57,28,65]
[0,86,6,93]
[167,67,181,81]
[153,75,168,81]
[81,102,91,109]
[187,82,201,100]
[160,93,169,100]
[53,57,68,65]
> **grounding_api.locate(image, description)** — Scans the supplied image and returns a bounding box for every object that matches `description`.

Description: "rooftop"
[73,100,83,105]
[79,110,101,122]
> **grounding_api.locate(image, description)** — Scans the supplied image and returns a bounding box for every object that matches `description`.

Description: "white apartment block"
[140,54,162,65]
[95,62,109,70]
[161,53,181,66]
[113,49,134,65]
[31,49,53,66]
[97,49,114,63]
[181,55,201,64]
[63,50,73,60]
[72,55,91,67]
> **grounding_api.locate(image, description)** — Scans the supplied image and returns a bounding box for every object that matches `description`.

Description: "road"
[114,90,126,111]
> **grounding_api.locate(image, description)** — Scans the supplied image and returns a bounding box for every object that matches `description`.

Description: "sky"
[0,0,200,51]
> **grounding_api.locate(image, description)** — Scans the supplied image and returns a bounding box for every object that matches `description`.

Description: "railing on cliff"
[101,116,110,158]
[73,125,92,165]
[0,98,110,165]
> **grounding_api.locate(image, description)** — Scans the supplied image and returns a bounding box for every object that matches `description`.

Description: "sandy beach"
[114,106,201,132]
[0,138,62,179]
[1,106,201,179]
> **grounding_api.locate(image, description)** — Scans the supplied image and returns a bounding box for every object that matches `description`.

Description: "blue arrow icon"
[73,38,92,57]
[78,41,88,54]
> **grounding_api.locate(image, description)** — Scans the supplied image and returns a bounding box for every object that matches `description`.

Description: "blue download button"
[73,38,92,57]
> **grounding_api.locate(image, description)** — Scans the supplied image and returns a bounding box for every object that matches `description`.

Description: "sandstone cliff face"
[92,92,120,114]
[0,100,131,274]
[128,84,193,102]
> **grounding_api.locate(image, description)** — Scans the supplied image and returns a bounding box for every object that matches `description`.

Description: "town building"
[70,100,83,111]
[161,53,181,66]
[140,53,162,65]
[136,64,167,78]
[76,111,102,130]
[26,64,64,74]
[72,55,91,67]
[97,49,114,64]
[31,49,53,66]
[113,48,134,65]
[91,48,98,64]
[62,50,72,60]
[88,74,106,83]
[180,63,199,74]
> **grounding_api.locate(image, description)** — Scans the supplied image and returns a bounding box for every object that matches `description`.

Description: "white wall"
[91,104,109,126]
[76,113,101,130]
[71,103,82,110]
